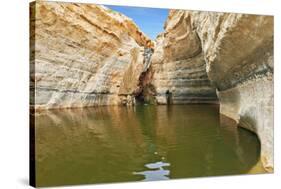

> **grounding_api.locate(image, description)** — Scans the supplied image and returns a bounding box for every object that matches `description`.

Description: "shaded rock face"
[150,11,218,104]
[30,1,153,109]
[154,10,273,171]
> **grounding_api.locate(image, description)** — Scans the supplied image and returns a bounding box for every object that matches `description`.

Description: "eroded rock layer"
[150,11,218,104]
[193,11,273,172]
[155,10,273,171]
[30,1,152,109]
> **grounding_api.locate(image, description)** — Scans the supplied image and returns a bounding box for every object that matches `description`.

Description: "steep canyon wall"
[30,1,153,109]
[153,10,273,171]
[150,11,218,104]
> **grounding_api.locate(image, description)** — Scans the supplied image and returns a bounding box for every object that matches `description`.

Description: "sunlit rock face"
[30,1,152,109]
[191,11,273,172]
[155,10,273,171]
[150,11,218,104]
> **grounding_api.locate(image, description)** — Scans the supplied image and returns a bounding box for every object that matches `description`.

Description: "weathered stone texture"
[150,11,218,104]
[31,1,152,109]
[191,12,273,171]
[158,10,273,171]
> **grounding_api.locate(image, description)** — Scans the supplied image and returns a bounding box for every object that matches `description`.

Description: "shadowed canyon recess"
[30,1,273,173]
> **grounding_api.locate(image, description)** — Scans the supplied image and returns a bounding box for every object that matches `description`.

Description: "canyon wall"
[154,10,273,171]
[150,11,218,104]
[30,1,153,109]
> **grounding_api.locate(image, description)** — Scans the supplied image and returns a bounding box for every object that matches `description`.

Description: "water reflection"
[34,105,264,187]
[133,161,170,181]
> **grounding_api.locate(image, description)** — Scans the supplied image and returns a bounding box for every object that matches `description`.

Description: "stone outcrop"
[150,11,218,104]
[153,10,273,171]
[30,1,153,109]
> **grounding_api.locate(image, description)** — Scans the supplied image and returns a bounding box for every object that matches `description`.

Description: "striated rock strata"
[30,1,153,109]
[154,10,273,171]
[150,11,218,104]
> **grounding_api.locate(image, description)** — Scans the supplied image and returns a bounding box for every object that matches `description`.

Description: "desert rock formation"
[30,2,273,171]
[30,1,153,109]
[152,10,273,171]
[150,11,218,104]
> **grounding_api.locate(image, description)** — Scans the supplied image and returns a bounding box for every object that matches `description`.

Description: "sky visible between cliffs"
[106,5,169,39]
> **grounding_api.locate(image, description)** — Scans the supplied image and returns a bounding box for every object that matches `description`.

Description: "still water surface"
[35,105,264,187]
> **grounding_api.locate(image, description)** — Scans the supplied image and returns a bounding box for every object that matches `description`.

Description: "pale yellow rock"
[30,1,152,109]
[155,9,273,171]
[150,11,218,104]
[190,12,273,172]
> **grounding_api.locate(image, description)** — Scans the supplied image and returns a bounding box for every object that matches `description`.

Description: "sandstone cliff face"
[150,11,218,104]
[154,10,273,171]
[30,1,152,109]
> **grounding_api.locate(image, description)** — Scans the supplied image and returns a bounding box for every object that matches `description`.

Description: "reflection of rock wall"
[30,1,152,109]
[35,105,263,186]
[218,78,273,172]
[155,10,273,171]
[150,11,218,104]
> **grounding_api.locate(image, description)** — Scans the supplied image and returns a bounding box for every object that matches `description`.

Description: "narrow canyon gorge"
[30,2,273,172]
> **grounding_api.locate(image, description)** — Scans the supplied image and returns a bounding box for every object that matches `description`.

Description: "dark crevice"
[134,47,157,104]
